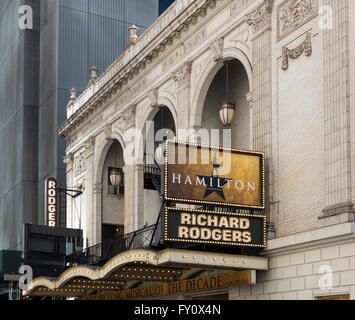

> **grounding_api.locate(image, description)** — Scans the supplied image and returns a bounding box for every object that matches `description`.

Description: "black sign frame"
[163,207,266,248]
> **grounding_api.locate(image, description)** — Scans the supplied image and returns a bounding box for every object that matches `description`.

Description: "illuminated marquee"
[164,207,266,248]
[164,140,265,210]
[46,178,57,227]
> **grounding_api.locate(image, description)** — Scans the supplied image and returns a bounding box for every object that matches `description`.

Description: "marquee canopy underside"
[23,248,268,297]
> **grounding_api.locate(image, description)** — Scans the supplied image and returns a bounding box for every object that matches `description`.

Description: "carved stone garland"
[281,32,312,70]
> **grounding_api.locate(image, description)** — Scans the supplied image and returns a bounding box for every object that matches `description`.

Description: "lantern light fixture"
[219,61,236,126]
[109,168,122,187]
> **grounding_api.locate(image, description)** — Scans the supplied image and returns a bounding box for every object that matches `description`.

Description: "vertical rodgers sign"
[164,140,265,209]
[45,178,57,227]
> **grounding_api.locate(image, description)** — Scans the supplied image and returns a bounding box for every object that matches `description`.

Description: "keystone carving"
[104,124,112,141]
[148,88,159,108]
[75,151,87,176]
[84,136,95,157]
[211,38,224,62]
[121,104,137,129]
[172,61,193,89]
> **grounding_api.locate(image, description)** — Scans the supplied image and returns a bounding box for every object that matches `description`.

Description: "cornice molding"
[57,0,217,139]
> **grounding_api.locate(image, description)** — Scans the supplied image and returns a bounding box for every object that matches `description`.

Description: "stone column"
[92,183,102,246]
[134,163,145,229]
[121,104,139,233]
[319,0,354,225]
[173,61,192,139]
[84,136,97,246]
[246,0,275,238]
[63,153,74,229]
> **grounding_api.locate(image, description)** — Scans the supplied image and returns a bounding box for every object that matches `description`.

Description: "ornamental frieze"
[230,0,255,17]
[162,28,207,72]
[277,0,318,40]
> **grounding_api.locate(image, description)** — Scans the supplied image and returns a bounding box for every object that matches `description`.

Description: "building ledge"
[264,222,355,255]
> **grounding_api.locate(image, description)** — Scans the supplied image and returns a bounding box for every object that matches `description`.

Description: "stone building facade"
[54,0,355,300]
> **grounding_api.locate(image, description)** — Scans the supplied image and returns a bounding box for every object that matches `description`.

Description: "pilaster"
[319,0,354,226]
[173,61,192,138]
[247,0,274,235]
[134,163,145,230]
[83,136,96,246]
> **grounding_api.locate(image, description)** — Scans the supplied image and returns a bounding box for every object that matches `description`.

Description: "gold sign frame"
[163,140,265,210]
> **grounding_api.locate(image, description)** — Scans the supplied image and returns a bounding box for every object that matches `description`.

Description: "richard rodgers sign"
[164,207,266,248]
[164,140,265,210]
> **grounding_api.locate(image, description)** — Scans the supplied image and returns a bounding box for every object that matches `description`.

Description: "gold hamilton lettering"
[247,182,255,191]
[184,175,192,185]
[172,173,181,184]
[235,180,244,191]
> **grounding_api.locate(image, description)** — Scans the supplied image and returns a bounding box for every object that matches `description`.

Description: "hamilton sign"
[164,207,266,248]
[164,140,265,209]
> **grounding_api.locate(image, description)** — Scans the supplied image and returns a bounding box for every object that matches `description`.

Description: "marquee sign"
[45,178,57,227]
[164,207,266,248]
[164,140,265,210]
[81,270,253,300]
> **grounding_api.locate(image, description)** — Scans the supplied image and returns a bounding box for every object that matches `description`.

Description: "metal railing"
[144,153,161,175]
[66,212,163,267]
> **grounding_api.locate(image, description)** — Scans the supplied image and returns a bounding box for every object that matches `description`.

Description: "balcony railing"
[66,211,163,267]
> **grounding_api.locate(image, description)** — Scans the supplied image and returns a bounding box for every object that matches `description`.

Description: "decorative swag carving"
[281,32,312,70]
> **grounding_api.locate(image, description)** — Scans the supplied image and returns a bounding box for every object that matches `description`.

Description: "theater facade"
[24,0,355,300]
